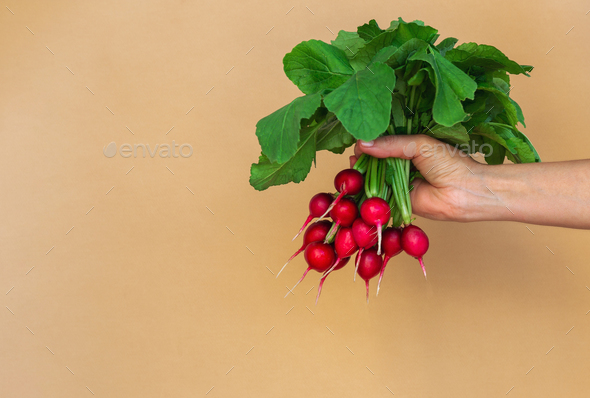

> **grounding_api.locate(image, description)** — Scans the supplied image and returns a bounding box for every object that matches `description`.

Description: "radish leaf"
[255,93,321,164]
[410,48,477,126]
[283,40,355,95]
[357,19,384,41]
[250,124,319,191]
[331,31,365,62]
[446,43,530,75]
[324,62,395,141]
[316,116,356,154]
[424,123,470,144]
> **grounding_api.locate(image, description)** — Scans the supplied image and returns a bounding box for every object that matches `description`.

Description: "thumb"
[357,134,439,160]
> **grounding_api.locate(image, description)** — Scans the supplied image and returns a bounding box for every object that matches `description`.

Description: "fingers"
[357,135,440,160]
[349,156,357,168]
[354,142,363,159]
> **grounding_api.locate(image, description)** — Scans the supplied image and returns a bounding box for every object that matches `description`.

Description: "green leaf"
[249,124,318,191]
[370,38,429,68]
[410,48,477,126]
[494,125,535,163]
[424,123,470,144]
[407,68,427,86]
[387,19,402,31]
[391,93,406,128]
[315,117,356,154]
[283,39,355,95]
[482,138,506,165]
[331,31,366,61]
[513,130,540,162]
[357,19,383,41]
[510,98,526,127]
[324,62,396,141]
[255,93,322,163]
[445,43,530,75]
[477,85,518,126]
[471,123,536,163]
[349,30,397,70]
[390,21,439,47]
[436,37,458,56]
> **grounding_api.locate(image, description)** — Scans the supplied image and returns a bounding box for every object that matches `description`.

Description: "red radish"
[315,257,350,305]
[376,227,403,295]
[356,248,383,303]
[324,198,358,242]
[276,220,331,278]
[323,227,358,276]
[284,241,336,298]
[319,169,364,219]
[401,225,429,279]
[292,193,333,241]
[360,197,391,255]
[351,218,378,281]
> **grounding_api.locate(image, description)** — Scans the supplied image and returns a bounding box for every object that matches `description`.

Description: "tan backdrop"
[1,0,589,397]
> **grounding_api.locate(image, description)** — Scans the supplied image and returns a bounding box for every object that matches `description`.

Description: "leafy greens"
[250,17,538,191]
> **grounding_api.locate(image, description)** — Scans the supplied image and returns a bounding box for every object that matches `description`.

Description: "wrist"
[477,163,524,223]
[453,161,516,223]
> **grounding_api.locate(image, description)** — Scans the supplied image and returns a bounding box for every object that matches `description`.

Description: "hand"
[351,135,489,222]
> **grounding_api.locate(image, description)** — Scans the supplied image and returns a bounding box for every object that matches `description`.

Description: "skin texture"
[351,135,590,229]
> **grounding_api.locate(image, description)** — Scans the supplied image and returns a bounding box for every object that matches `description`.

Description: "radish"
[401,225,429,279]
[319,169,364,219]
[356,248,383,303]
[284,241,336,297]
[359,197,391,255]
[276,220,331,278]
[292,192,334,241]
[315,257,350,305]
[323,227,359,276]
[351,218,378,281]
[324,198,358,242]
[376,227,403,295]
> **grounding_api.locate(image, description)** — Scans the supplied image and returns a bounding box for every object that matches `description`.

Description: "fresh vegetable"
[284,241,336,298]
[324,197,359,242]
[351,218,378,281]
[277,220,331,278]
[356,248,383,303]
[292,193,334,241]
[258,17,538,303]
[359,197,391,255]
[376,227,403,295]
[323,227,359,276]
[322,169,365,218]
[401,225,430,279]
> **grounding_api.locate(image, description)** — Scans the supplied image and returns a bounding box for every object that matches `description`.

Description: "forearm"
[469,160,590,229]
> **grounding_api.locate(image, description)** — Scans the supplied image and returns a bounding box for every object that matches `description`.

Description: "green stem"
[406,85,417,135]
[387,158,410,224]
[353,153,369,174]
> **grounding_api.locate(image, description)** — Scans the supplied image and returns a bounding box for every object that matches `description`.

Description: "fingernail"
[360,140,374,147]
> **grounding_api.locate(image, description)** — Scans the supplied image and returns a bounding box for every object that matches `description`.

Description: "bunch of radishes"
[278,161,430,304]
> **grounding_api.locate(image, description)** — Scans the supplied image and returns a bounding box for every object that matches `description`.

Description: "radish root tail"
[376,223,382,255]
[322,257,341,278]
[376,257,389,296]
[318,191,345,221]
[292,215,313,241]
[283,267,310,298]
[418,257,427,280]
[315,275,328,305]
[276,247,304,278]
[354,248,363,282]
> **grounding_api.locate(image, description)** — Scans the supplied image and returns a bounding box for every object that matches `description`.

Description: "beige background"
[1,0,589,397]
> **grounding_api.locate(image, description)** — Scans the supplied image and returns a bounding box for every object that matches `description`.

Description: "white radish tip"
[275,262,290,279]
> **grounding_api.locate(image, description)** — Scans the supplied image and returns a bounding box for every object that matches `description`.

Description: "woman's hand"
[350,135,492,222]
